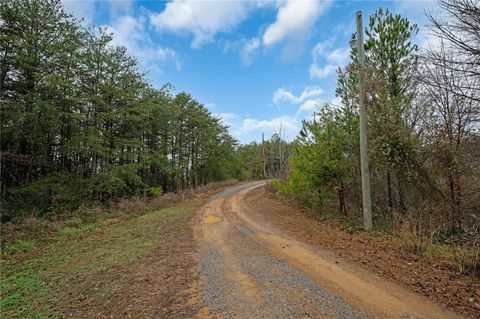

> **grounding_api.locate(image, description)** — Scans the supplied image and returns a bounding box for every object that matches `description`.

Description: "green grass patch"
[57,224,100,237]
[422,243,455,259]
[2,239,36,256]
[0,199,202,319]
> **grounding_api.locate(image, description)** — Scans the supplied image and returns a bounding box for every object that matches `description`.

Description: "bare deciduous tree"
[427,0,480,101]
[418,41,480,226]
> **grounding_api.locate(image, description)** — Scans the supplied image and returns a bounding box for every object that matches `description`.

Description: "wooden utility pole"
[356,11,372,231]
[262,133,266,179]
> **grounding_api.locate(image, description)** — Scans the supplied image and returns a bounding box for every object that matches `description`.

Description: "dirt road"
[195,181,463,319]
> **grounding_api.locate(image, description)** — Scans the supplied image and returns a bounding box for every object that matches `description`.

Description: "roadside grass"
[2,239,36,255]
[0,199,202,319]
[57,224,100,237]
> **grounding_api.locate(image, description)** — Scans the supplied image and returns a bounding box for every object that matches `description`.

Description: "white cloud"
[273,86,324,114]
[205,102,217,110]
[310,41,350,79]
[62,0,96,25]
[214,112,300,142]
[311,41,330,58]
[62,0,134,26]
[418,28,445,51]
[263,0,331,47]
[299,98,323,113]
[240,37,261,66]
[241,116,299,139]
[149,0,253,49]
[394,0,434,21]
[327,46,350,64]
[106,15,144,49]
[330,96,343,108]
[105,15,182,72]
[108,0,134,17]
[309,64,337,79]
[273,86,323,105]
[216,112,239,125]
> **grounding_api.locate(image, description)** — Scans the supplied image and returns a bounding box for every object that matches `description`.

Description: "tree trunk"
[339,182,347,216]
[387,171,394,213]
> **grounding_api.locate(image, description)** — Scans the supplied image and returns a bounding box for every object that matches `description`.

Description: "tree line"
[276,0,479,268]
[236,132,291,180]
[0,0,241,219]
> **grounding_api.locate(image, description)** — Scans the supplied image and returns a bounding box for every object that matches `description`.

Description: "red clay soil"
[244,185,480,319]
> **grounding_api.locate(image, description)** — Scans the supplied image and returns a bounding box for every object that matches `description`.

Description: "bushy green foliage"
[0,0,242,217]
[147,186,164,197]
[279,6,480,259]
[92,165,143,202]
[284,106,358,209]
[270,179,287,195]
[281,7,422,218]
[4,174,89,217]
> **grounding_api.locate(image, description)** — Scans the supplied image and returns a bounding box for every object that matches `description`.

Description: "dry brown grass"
[392,211,480,277]
[1,179,238,248]
[111,179,238,214]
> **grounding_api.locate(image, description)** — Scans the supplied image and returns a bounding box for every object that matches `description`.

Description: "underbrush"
[0,179,237,318]
[269,179,480,278]
[1,179,237,253]
[395,215,480,277]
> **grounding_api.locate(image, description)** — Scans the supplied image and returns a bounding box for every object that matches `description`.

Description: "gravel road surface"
[194,182,463,319]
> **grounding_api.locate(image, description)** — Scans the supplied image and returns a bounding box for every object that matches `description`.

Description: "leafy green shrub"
[269,179,281,190]
[4,174,88,218]
[93,164,143,201]
[270,178,290,195]
[147,186,163,197]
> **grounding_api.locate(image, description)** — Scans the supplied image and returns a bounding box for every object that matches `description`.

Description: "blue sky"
[62,0,437,143]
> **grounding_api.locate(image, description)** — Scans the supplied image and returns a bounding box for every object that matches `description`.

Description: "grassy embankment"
[1,181,235,319]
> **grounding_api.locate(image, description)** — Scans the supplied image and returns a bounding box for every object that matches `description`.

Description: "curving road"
[194,181,462,319]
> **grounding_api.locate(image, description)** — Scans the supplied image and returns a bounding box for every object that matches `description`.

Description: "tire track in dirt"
[195,181,464,319]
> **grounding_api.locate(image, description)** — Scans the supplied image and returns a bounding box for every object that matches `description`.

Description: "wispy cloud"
[214,111,300,142]
[107,0,134,18]
[215,112,239,125]
[310,41,350,79]
[62,0,96,25]
[225,0,332,65]
[240,116,299,141]
[273,86,323,105]
[273,86,324,113]
[240,37,261,66]
[104,15,182,72]
[299,98,323,113]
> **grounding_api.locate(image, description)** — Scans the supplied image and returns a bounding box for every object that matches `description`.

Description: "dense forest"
[275,0,479,273]
[0,0,243,219]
